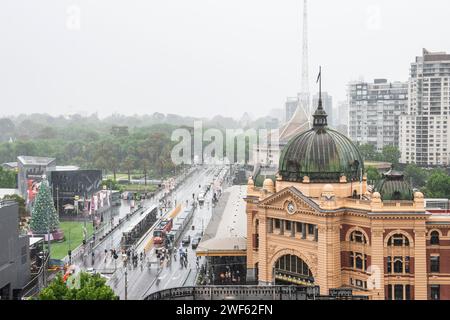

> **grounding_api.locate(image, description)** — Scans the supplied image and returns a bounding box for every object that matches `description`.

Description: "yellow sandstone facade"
[245,94,450,300]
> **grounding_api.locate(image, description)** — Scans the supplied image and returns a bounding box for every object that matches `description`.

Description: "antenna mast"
[299,0,310,118]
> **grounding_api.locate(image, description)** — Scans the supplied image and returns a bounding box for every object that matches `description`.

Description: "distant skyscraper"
[336,100,349,127]
[312,92,333,126]
[285,97,299,124]
[400,49,450,166]
[348,79,408,152]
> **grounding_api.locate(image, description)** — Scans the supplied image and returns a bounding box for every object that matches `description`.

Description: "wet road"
[107,166,230,300]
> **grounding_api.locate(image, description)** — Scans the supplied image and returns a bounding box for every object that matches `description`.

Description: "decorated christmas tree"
[30,177,60,234]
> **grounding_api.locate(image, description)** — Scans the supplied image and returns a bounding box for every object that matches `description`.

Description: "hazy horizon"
[1,0,449,120]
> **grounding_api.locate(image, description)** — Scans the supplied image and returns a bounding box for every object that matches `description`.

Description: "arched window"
[430,231,440,245]
[387,234,410,247]
[350,230,367,244]
[355,255,363,269]
[349,252,367,271]
[393,258,403,273]
[274,254,314,283]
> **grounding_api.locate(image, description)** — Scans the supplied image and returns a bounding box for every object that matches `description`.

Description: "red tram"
[153,218,173,247]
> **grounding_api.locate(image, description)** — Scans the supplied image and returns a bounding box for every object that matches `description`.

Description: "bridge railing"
[144,285,322,300]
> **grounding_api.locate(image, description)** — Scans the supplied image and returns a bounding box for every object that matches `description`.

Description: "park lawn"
[120,184,158,192]
[105,173,129,181]
[51,221,94,259]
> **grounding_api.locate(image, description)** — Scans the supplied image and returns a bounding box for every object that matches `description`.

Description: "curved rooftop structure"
[279,89,364,183]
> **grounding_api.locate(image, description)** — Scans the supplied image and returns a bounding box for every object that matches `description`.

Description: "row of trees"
[408,167,450,199]
[0,126,180,182]
[357,144,401,166]
[357,144,450,198]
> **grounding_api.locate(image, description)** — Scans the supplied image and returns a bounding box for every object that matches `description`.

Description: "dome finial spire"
[318,65,322,109]
[313,66,327,128]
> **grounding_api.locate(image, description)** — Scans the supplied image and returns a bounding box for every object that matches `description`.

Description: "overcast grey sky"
[0,0,449,119]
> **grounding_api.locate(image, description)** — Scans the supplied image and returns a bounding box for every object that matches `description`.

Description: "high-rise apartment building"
[348,79,408,152]
[400,49,450,166]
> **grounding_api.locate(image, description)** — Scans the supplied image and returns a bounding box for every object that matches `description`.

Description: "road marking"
[144,237,154,253]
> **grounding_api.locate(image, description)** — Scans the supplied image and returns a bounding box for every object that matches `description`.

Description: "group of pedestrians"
[178,245,189,268]
[156,247,170,267]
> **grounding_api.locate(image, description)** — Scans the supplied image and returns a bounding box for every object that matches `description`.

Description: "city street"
[108,166,229,300]
[69,165,230,299]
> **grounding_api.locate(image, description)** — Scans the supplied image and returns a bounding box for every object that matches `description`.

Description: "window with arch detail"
[350,230,367,244]
[430,231,440,245]
[349,252,367,271]
[387,234,410,247]
[387,256,410,274]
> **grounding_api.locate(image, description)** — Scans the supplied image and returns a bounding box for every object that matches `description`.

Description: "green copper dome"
[279,91,364,183]
[375,171,413,201]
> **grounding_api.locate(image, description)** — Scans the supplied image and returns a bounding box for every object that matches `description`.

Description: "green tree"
[38,274,71,300]
[105,141,122,181]
[381,146,401,167]
[38,272,117,300]
[358,144,377,161]
[0,167,17,188]
[101,179,123,192]
[422,170,450,199]
[366,166,381,182]
[30,179,60,234]
[404,164,428,188]
[122,156,136,182]
[74,272,117,300]
[38,127,57,139]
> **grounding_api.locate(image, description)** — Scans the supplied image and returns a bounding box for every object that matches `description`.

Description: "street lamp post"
[123,254,128,300]
[56,186,59,215]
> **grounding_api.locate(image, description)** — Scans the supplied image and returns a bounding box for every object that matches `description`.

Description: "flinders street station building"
[245,98,450,300]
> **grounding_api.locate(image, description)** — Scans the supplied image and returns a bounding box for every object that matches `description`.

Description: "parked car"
[182,235,191,246]
[191,237,200,249]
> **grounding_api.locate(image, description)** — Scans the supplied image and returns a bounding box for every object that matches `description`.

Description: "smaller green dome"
[375,171,413,201]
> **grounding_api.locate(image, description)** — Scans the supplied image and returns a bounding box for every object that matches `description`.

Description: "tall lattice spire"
[298,0,311,119]
[279,0,312,142]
